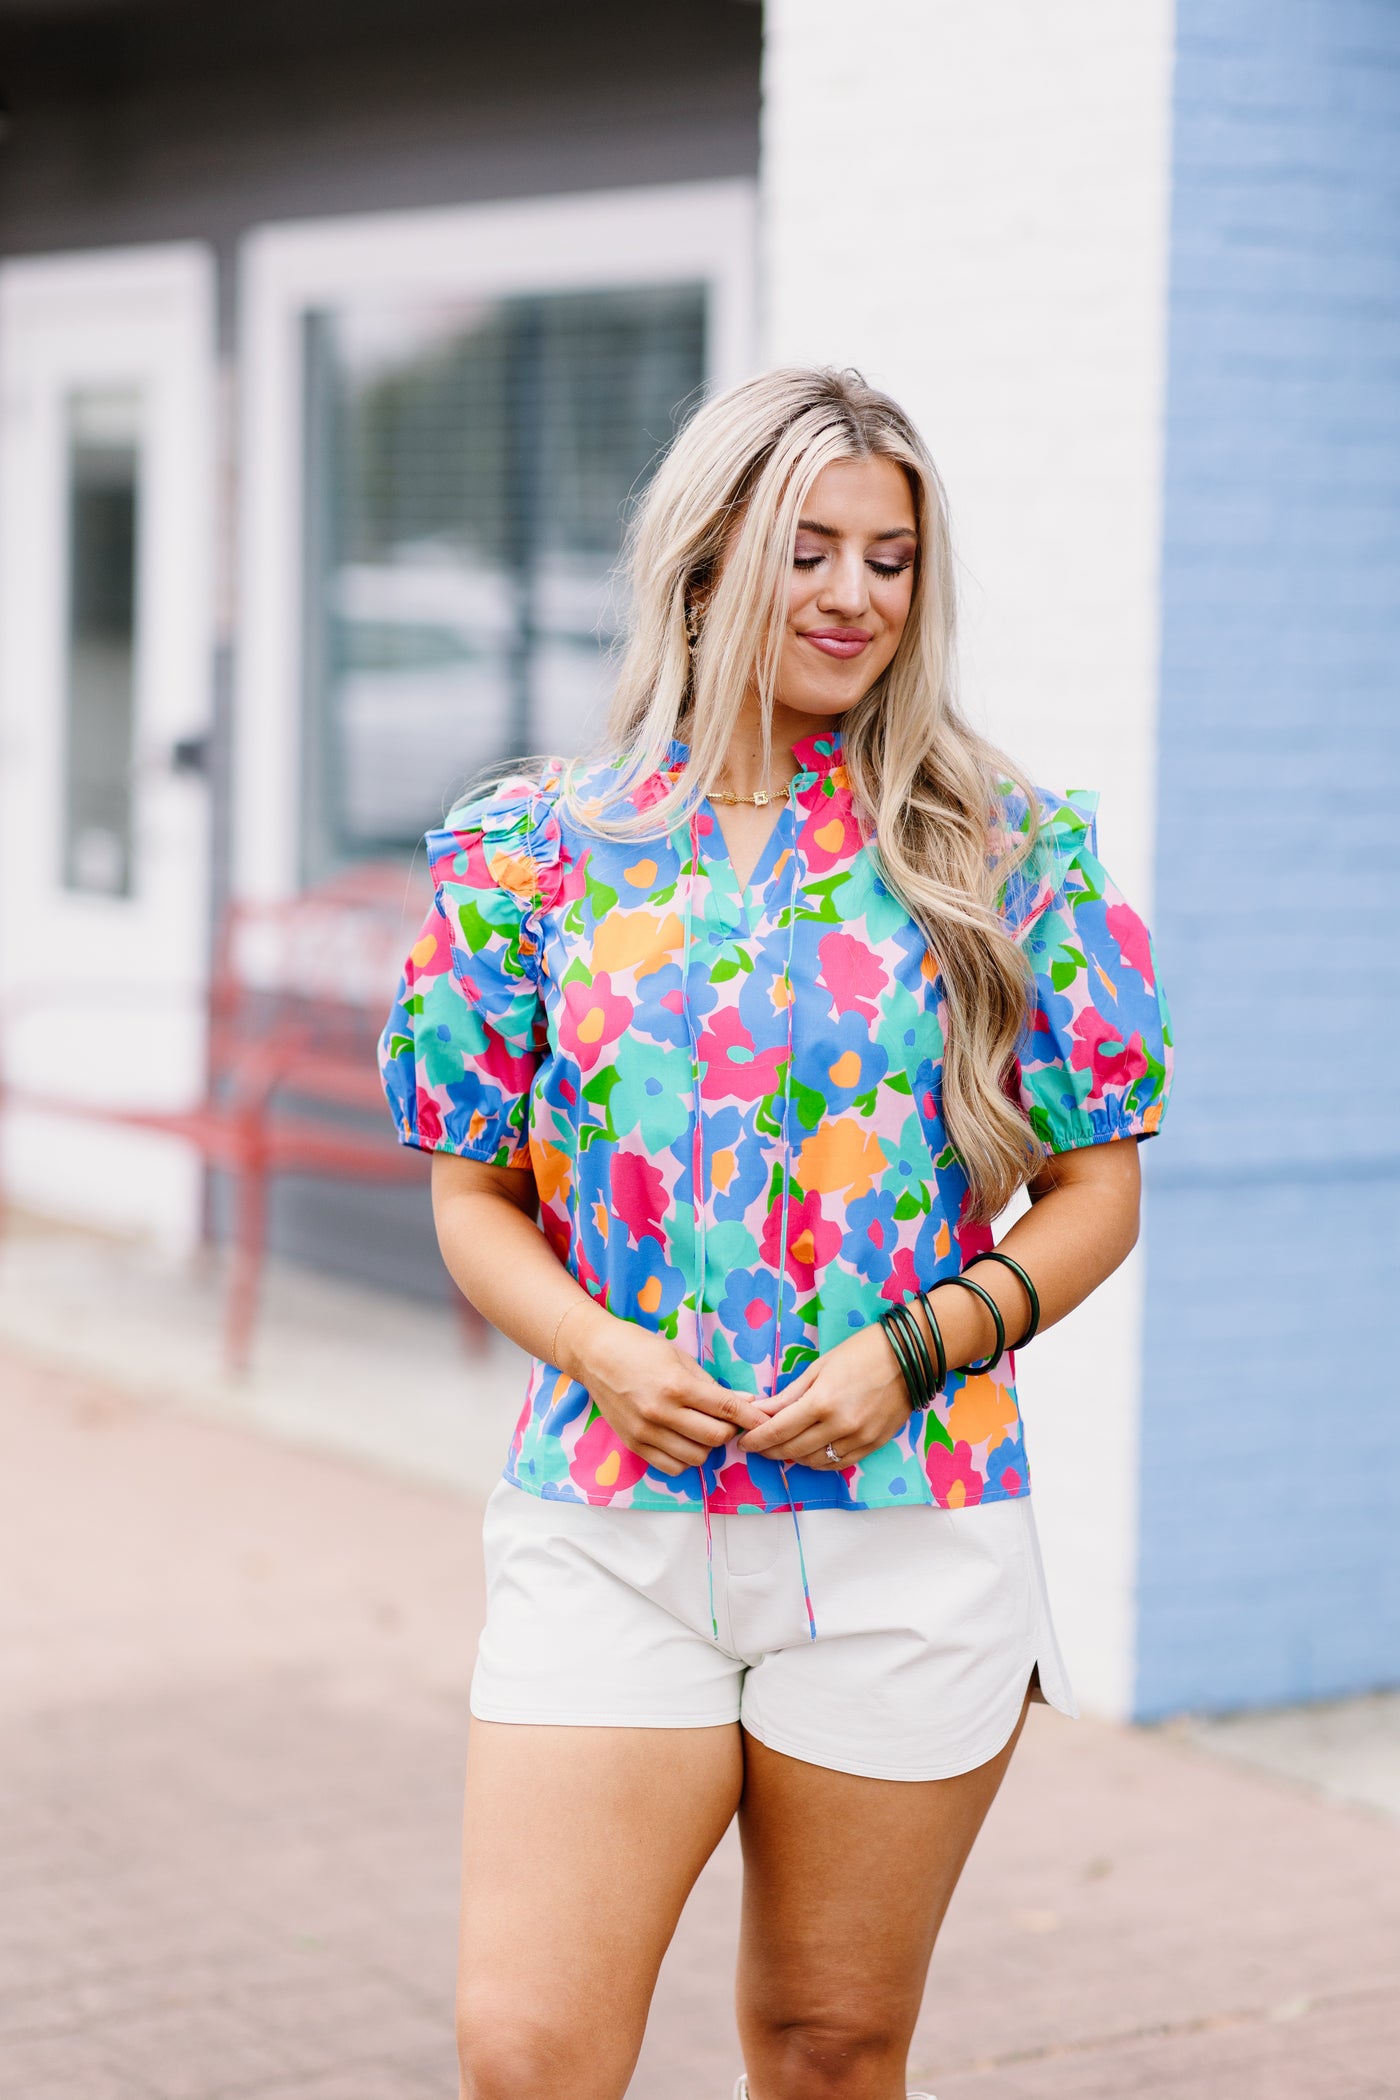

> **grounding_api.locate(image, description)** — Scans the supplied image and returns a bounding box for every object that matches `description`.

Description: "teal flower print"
[607,1037,694,1152]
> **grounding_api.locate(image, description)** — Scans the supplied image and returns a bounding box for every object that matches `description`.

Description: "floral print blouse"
[379,729,1172,1516]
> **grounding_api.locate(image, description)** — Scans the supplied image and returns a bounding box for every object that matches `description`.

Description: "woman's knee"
[747,2010,906,2098]
[456,1994,581,2099]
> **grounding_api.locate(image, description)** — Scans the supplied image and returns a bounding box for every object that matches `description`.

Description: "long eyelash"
[792,556,914,576]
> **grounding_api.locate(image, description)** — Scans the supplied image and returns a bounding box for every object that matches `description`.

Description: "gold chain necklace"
[709,778,796,808]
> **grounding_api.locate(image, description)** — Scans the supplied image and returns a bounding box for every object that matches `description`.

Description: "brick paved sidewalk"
[2,1348,1397,2100]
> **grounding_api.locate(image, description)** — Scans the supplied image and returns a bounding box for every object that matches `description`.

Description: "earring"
[684,598,702,648]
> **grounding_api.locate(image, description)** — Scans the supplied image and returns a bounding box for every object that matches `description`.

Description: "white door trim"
[0,241,216,1247]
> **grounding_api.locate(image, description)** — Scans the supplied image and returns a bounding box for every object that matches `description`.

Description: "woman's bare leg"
[457,1719,743,2100]
[735,1684,1033,2100]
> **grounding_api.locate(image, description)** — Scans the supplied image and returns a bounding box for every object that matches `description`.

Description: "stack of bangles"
[876,1251,1041,1413]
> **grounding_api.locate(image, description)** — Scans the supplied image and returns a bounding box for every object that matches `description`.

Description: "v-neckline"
[699,795,794,933]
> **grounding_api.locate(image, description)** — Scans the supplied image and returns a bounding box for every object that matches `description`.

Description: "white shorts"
[470,1480,1079,1781]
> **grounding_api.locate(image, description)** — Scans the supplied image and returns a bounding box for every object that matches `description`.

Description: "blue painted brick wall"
[1139,0,1400,1716]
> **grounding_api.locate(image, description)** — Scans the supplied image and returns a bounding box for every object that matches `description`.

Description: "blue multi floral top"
[380,729,1172,1515]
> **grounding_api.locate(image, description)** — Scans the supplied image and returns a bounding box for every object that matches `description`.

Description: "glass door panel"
[63,387,143,897]
[301,283,705,876]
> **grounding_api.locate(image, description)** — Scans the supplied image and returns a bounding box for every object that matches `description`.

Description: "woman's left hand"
[736,1323,912,1470]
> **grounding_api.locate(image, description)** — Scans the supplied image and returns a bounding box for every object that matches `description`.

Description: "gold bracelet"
[550,1300,587,1370]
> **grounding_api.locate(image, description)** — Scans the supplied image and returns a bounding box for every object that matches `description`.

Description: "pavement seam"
[912,1975,1399,2080]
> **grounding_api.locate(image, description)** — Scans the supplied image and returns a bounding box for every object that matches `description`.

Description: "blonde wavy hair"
[564,364,1043,1220]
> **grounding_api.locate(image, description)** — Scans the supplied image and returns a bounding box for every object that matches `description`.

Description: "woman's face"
[774,453,919,722]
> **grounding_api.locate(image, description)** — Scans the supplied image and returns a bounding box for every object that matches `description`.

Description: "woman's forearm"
[431,1154,607,1377]
[431,1151,765,1468]
[918,1136,1142,1370]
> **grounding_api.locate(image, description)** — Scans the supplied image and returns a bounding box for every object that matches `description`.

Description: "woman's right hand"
[559,1304,767,1477]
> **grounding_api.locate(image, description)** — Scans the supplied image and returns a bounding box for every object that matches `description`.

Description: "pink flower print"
[760,1188,842,1291]
[552,851,588,911]
[570,1413,650,1499]
[431,827,494,895]
[955,1221,995,1267]
[878,1245,923,1304]
[557,971,632,1073]
[1069,1008,1150,1093]
[633,766,683,814]
[610,1149,669,1247]
[1105,903,1155,988]
[798,776,864,873]
[404,923,452,984]
[695,1005,787,1104]
[714,1461,766,1509]
[415,1091,444,1146]
[817,930,888,1024]
[925,1437,984,1509]
[475,1027,536,1094]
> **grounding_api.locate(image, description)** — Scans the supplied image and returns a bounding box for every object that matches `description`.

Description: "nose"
[816,544,870,619]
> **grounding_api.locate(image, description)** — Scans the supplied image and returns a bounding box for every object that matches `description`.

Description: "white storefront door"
[0,244,216,1250]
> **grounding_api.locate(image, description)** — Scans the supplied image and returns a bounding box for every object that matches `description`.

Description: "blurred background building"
[0,0,1395,1724]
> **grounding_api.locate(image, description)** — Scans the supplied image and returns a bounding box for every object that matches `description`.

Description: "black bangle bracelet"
[943,1273,1007,1374]
[890,1299,936,1409]
[914,1291,948,1393]
[888,1301,934,1411]
[878,1303,918,1403]
[878,1305,927,1412]
[966,1250,1041,1347]
[886,1301,936,1412]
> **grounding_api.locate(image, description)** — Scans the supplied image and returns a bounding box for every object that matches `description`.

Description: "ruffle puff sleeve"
[378,772,564,1164]
[999,785,1174,1154]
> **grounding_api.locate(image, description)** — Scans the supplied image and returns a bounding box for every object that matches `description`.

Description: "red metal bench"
[0,862,485,1370]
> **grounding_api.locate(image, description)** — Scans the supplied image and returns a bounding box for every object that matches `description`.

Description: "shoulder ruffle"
[427,765,567,916]
[995,781,1101,935]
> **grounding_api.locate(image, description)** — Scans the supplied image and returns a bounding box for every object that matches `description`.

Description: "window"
[301,283,706,874]
[63,388,142,896]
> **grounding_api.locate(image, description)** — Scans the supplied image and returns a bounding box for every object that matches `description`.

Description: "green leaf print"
[789,1076,829,1132]
[1026,1103,1056,1147]
[453,895,503,955]
[793,874,847,924]
[922,1408,954,1454]
[754,1082,792,1140]
[584,867,619,919]
[582,1064,624,1113]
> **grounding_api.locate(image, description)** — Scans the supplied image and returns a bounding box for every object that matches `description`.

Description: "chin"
[788,695,853,722]
[786,684,865,721]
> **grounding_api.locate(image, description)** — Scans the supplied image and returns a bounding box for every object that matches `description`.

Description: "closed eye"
[792,555,914,577]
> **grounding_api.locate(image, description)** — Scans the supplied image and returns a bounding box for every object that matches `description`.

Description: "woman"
[380,367,1172,2100]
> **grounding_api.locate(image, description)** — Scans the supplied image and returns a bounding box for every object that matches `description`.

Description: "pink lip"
[802,628,871,660]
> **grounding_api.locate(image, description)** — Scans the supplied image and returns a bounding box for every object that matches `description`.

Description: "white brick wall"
[761,0,1177,1716]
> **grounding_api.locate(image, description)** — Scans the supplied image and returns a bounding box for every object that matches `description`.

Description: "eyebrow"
[796,517,918,542]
